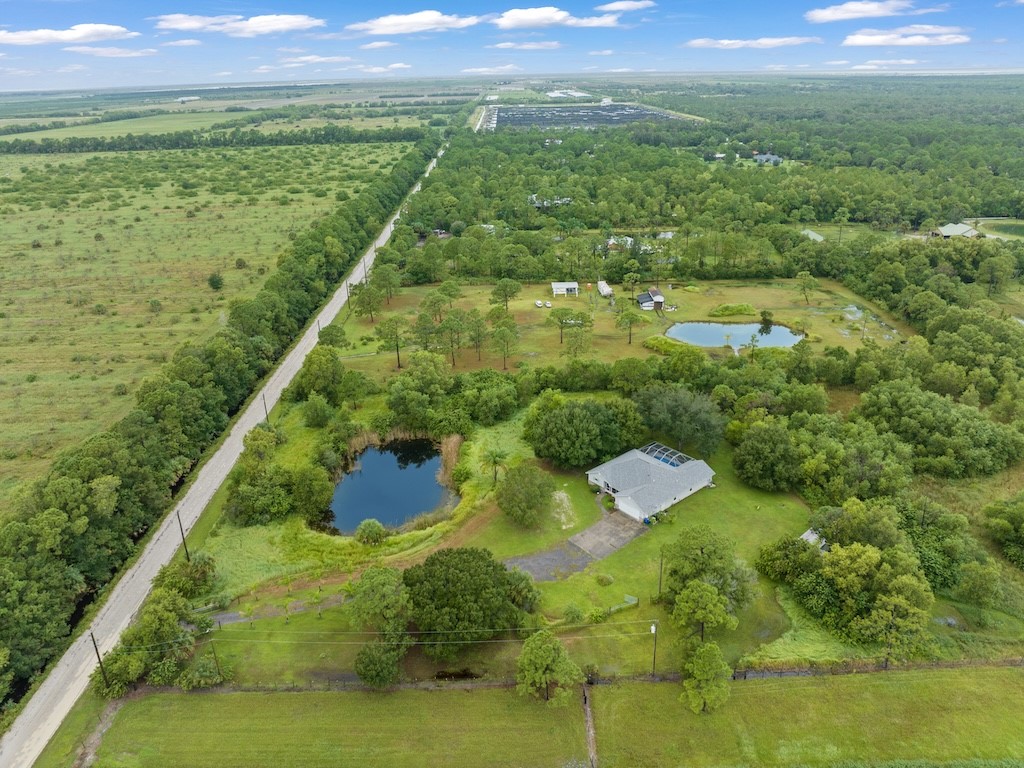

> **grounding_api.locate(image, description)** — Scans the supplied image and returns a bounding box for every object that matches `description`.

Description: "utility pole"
[651,621,658,677]
[262,392,270,422]
[90,632,109,688]
[176,510,191,563]
[210,642,223,678]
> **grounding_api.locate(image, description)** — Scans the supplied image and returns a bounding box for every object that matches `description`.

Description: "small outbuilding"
[637,287,664,311]
[587,442,715,522]
[597,280,614,298]
[801,229,824,242]
[800,528,830,553]
[551,281,579,297]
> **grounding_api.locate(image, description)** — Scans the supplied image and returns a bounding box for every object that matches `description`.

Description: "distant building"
[597,280,614,298]
[933,223,981,238]
[657,231,675,240]
[607,235,634,251]
[529,193,573,208]
[801,229,825,242]
[587,442,715,521]
[551,281,579,297]
[637,287,664,311]
[754,153,782,165]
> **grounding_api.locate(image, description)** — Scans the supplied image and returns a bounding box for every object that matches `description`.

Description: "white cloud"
[0,24,139,46]
[851,57,921,68]
[489,41,561,49]
[161,39,201,47]
[606,67,634,72]
[281,55,353,65]
[805,1,944,23]
[56,63,87,73]
[64,46,157,58]
[589,49,615,55]
[214,71,233,76]
[825,59,851,63]
[360,41,397,49]
[686,36,823,49]
[152,14,325,38]
[462,63,524,74]
[359,62,413,73]
[843,24,969,45]
[595,1,656,10]
[492,7,620,29]
[346,11,482,35]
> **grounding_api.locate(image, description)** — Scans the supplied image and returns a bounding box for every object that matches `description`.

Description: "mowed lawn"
[92,689,587,768]
[594,668,1024,767]
[0,142,412,505]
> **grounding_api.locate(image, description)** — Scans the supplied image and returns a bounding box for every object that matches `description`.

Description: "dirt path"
[72,699,124,768]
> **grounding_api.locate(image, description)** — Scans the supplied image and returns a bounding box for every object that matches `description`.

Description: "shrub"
[303,392,333,428]
[596,573,615,587]
[495,463,555,528]
[355,518,387,546]
[207,271,224,291]
[708,303,757,317]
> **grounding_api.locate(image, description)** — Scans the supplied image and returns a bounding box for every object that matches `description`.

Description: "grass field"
[91,689,588,768]
[0,112,430,141]
[0,142,412,505]
[593,668,1024,767]
[977,218,1024,239]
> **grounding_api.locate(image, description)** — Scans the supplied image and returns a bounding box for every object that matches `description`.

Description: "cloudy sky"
[1,1,1021,91]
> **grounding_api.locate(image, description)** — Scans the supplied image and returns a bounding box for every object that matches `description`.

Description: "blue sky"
[1,1,1022,91]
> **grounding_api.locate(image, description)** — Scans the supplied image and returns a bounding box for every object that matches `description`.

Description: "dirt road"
[0,149,443,768]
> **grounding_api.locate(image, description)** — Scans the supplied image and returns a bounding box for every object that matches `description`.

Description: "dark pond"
[330,439,455,534]
[665,321,804,349]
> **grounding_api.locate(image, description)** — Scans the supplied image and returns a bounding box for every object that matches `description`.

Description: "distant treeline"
[0,108,167,137]
[0,124,429,155]
[0,134,441,718]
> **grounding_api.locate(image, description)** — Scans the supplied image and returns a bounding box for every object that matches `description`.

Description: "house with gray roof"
[587,442,714,521]
[933,222,980,238]
[801,229,824,242]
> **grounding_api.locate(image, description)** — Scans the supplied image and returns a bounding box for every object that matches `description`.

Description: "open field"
[0,142,412,505]
[594,668,1024,767]
[331,277,909,384]
[90,689,588,768]
[0,112,431,141]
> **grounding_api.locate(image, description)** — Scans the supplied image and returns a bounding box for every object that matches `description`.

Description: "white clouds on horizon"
[360,41,398,49]
[686,36,824,49]
[492,8,620,29]
[843,24,969,45]
[595,1,656,10]
[152,14,325,38]
[346,11,482,35]
[64,46,157,58]
[0,24,139,46]
[489,41,562,49]
[462,63,524,74]
[161,39,201,47]
[805,1,946,23]
[851,57,922,68]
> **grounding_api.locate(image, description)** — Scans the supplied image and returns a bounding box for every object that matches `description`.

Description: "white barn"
[551,281,579,297]
[587,442,714,521]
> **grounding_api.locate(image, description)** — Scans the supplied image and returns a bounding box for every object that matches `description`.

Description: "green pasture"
[593,668,1024,767]
[91,688,588,768]
[0,142,412,506]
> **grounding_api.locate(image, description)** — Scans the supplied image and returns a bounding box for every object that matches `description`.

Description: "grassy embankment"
[0,140,412,507]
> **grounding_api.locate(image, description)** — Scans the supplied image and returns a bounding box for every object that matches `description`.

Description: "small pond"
[665,321,804,349]
[330,439,456,534]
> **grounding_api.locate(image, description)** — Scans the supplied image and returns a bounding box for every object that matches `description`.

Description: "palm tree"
[481,446,509,486]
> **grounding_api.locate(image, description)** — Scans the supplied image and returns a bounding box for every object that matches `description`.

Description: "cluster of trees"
[349,549,538,687]
[0,135,441,711]
[0,124,429,155]
[92,554,220,698]
[757,497,944,666]
[664,526,754,713]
